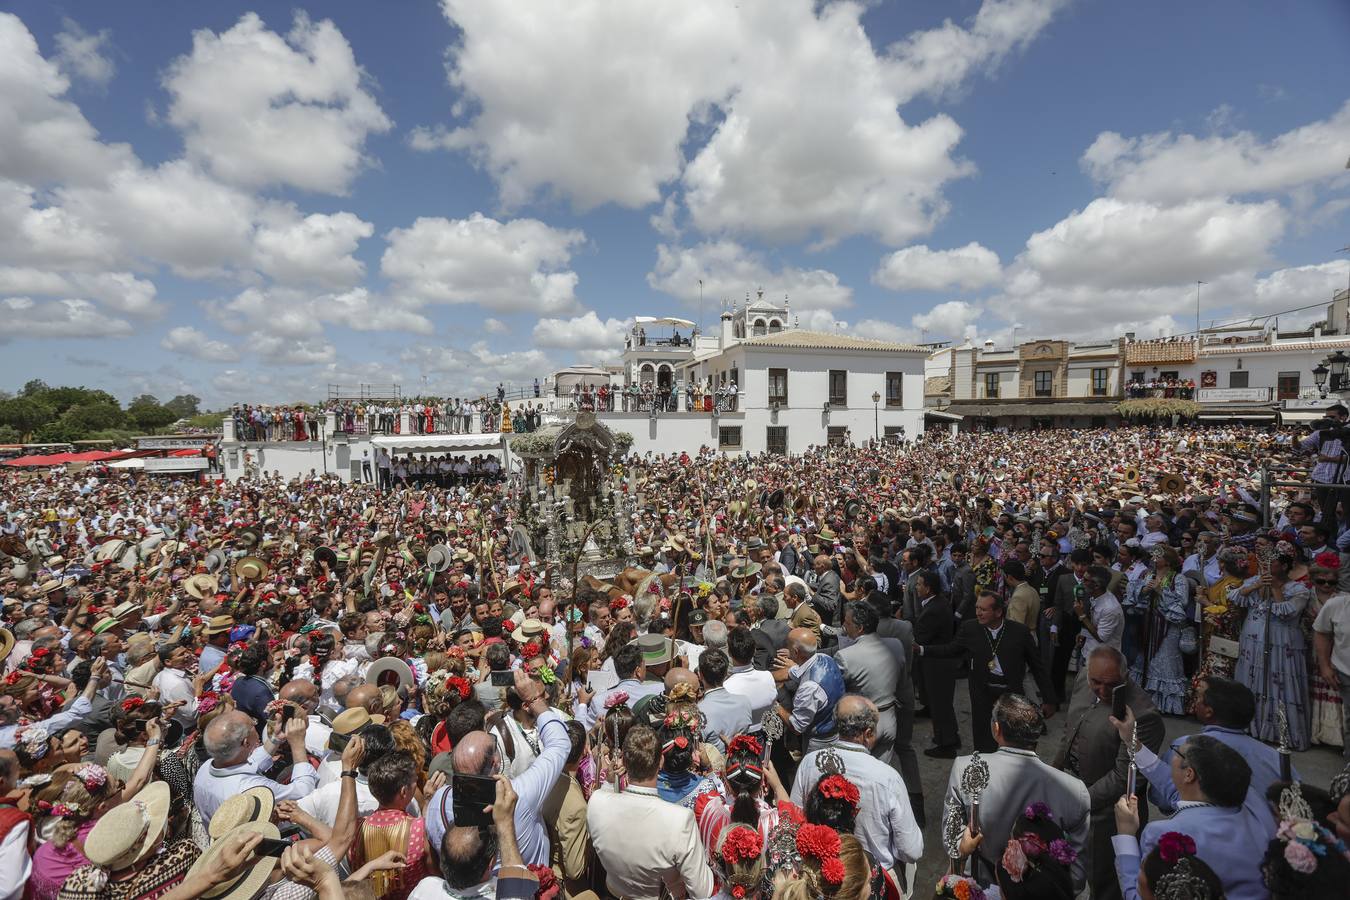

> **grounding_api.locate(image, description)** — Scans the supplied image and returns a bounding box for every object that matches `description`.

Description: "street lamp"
[872,390,881,442]
[1313,362,1329,397]
[1330,350,1349,392]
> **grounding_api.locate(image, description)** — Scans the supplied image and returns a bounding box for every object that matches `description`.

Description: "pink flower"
[1284,839,1317,874]
[1001,838,1028,883]
[603,691,629,709]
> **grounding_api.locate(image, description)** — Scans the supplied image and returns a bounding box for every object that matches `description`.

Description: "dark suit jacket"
[1054,676,1165,813]
[912,595,954,646]
[754,619,790,670]
[922,619,1052,702]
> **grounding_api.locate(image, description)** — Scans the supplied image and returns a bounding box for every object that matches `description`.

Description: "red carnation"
[1157,831,1196,865]
[720,827,763,865]
[521,642,542,660]
[120,697,145,713]
[820,856,845,885]
[730,886,747,900]
[817,774,861,809]
[446,676,472,701]
[726,734,763,758]
[796,823,841,861]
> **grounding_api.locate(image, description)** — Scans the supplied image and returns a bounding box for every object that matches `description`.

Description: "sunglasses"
[1314,578,1338,586]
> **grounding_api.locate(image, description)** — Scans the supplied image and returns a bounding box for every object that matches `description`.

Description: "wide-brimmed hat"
[0,628,13,664]
[83,781,170,871]
[233,556,268,582]
[185,821,280,900]
[730,561,762,581]
[365,656,414,692]
[633,633,673,667]
[203,548,228,574]
[234,527,262,549]
[330,707,385,737]
[510,618,548,643]
[208,786,275,840]
[203,615,235,636]
[426,545,452,573]
[157,541,184,559]
[184,573,219,600]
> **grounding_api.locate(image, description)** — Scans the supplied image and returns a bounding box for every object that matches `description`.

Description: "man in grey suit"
[869,593,925,829]
[696,648,752,746]
[811,554,842,626]
[946,694,1090,892]
[836,601,903,770]
[1053,646,1165,900]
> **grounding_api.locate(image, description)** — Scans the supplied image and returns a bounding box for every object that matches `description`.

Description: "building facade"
[931,337,1126,429]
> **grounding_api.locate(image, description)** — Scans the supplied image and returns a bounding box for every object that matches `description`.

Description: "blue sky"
[1,0,1348,407]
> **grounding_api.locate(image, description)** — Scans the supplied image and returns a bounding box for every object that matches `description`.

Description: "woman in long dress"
[1130,546,1192,715]
[1228,541,1311,750]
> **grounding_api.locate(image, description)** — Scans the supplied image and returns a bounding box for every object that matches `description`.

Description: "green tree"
[58,401,125,436]
[0,425,21,444]
[127,397,177,432]
[0,397,54,438]
[164,394,201,418]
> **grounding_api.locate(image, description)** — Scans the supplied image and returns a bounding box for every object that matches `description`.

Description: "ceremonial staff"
[961,752,991,883]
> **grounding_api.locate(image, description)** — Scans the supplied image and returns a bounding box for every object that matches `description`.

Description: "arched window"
[768,318,783,333]
[753,318,767,337]
[639,363,655,385]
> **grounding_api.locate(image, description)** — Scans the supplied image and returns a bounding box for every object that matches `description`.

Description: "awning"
[924,410,964,422]
[106,458,145,469]
[1280,410,1328,423]
[1198,413,1277,421]
[2,450,123,467]
[633,316,695,328]
[942,402,1119,418]
[369,433,507,454]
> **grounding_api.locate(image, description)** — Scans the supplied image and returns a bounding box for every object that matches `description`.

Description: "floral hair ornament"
[1314,550,1341,570]
[817,774,861,810]
[934,874,986,900]
[75,764,107,792]
[196,692,221,716]
[1157,832,1197,865]
[603,690,629,709]
[1023,801,1054,822]
[120,696,145,713]
[1153,857,1215,900]
[445,676,472,701]
[16,725,50,760]
[726,734,763,758]
[535,665,556,686]
[521,641,542,659]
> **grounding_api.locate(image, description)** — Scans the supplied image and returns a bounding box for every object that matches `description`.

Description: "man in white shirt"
[192,711,318,827]
[1076,566,1125,663]
[588,725,714,900]
[724,626,777,723]
[792,696,923,873]
[1181,531,1223,587]
[152,644,204,731]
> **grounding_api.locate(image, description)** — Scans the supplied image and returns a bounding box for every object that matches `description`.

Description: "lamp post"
[872,390,881,443]
[1330,350,1349,393]
[1313,362,1329,397]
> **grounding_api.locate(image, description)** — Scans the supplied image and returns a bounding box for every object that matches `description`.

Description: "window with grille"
[718,426,742,450]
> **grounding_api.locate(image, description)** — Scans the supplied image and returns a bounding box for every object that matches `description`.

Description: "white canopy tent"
[369,433,508,455]
[633,316,695,329]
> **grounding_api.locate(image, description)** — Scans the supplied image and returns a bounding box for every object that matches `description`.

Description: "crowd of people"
[0,421,1348,900]
[233,393,550,443]
[564,381,742,414]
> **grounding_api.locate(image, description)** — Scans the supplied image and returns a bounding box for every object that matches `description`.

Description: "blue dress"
[1130,575,1191,714]
[1228,576,1311,750]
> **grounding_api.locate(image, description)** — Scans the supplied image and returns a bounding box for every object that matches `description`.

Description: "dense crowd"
[0,421,1348,900]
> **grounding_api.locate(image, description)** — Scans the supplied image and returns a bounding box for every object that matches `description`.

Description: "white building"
[1123,290,1350,425]
[580,294,929,455]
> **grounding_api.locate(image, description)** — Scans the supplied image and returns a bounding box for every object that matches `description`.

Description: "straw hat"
[233,556,268,582]
[0,629,13,665]
[83,782,170,871]
[510,618,548,644]
[208,786,275,840]
[729,561,762,581]
[203,615,235,636]
[185,821,280,900]
[185,573,219,600]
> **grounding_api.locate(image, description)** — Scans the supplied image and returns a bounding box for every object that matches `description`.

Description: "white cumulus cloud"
[381,213,585,315]
[54,19,115,88]
[163,12,391,194]
[873,243,1002,292]
[161,326,240,362]
[648,241,852,315]
[532,310,632,351]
